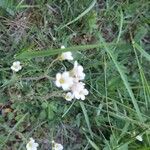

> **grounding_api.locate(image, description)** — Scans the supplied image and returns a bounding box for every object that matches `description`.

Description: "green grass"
[0,0,150,149]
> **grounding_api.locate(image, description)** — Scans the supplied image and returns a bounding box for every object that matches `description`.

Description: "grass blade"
[99,36,144,122]
[80,101,93,139]
[62,100,76,118]
[60,0,96,29]
[15,43,128,59]
[117,9,123,43]
[133,42,150,61]
[86,136,100,150]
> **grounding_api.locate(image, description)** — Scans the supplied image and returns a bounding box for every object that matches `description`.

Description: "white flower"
[26,138,39,150]
[64,92,74,101]
[53,37,56,41]
[136,135,143,142]
[61,45,65,49]
[60,45,73,61]
[70,61,85,80]
[52,141,63,150]
[71,82,89,100]
[61,52,73,61]
[11,61,22,72]
[55,72,74,91]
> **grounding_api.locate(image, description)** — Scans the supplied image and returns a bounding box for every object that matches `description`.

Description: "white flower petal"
[11,61,22,72]
[60,51,73,61]
[136,135,143,142]
[56,73,61,80]
[62,71,69,77]
[71,82,88,100]
[34,143,39,147]
[55,72,73,90]
[62,84,69,91]
[11,66,15,71]
[65,92,74,101]
[74,61,78,67]
[80,95,85,100]
[83,89,89,95]
[61,45,65,49]
[74,92,80,99]
[26,138,39,150]
[52,141,63,150]
[60,46,73,60]
[78,65,84,72]
[71,61,85,80]
[55,81,61,87]
[29,138,35,142]
[13,61,20,66]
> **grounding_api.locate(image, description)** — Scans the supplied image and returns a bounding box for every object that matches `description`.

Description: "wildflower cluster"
[26,138,63,150]
[10,45,89,101]
[55,46,89,101]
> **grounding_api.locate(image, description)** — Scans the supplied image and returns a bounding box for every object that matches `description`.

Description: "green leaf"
[39,110,47,120]
[16,43,127,60]
[47,104,55,120]
[41,102,48,109]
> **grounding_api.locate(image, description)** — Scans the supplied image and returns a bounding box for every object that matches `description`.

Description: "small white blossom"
[52,141,63,150]
[71,82,89,100]
[61,52,73,61]
[61,45,65,49]
[55,72,74,91]
[26,138,39,150]
[64,92,74,101]
[70,61,85,81]
[136,135,143,142]
[11,61,22,72]
[60,45,73,61]
[53,37,56,41]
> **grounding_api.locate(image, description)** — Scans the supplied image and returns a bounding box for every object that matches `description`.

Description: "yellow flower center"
[58,55,64,61]
[59,78,65,84]
[28,142,32,147]
[65,95,70,99]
